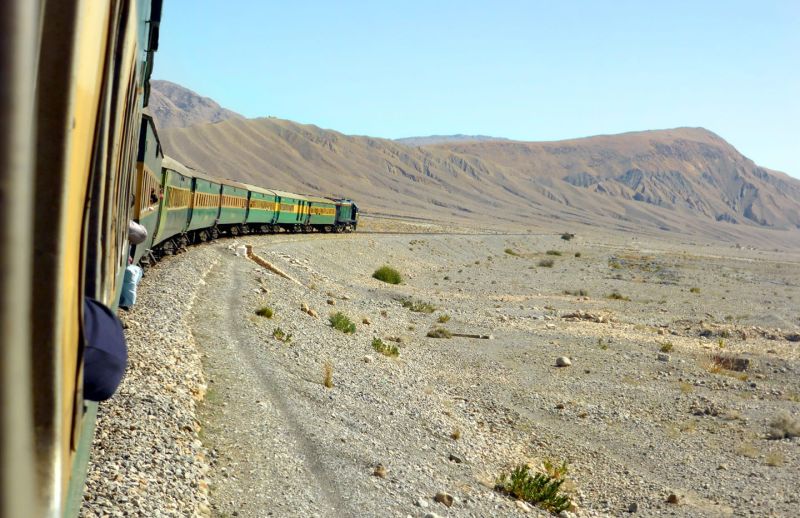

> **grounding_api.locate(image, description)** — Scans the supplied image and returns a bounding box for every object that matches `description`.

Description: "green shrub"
[574,252,582,258]
[273,327,292,343]
[660,342,674,353]
[606,291,630,301]
[426,327,452,338]
[504,248,519,256]
[546,250,562,256]
[400,298,436,313]
[563,289,588,296]
[561,233,575,241]
[329,312,356,333]
[495,464,571,513]
[372,338,399,357]
[256,306,274,318]
[690,287,701,294]
[538,258,555,268]
[437,314,451,323]
[372,265,402,284]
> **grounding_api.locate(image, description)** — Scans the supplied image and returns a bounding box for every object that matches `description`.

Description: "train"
[133,114,358,267]
[0,0,355,516]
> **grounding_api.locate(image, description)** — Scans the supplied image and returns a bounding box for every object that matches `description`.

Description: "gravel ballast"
[81,247,218,517]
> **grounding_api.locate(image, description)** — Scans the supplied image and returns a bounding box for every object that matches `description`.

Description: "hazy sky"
[154,0,799,177]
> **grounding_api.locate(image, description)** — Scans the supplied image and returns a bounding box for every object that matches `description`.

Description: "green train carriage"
[133,114,163,265]
[152,157,193,253]
[244,184,279,232]
[218,179,250,235]
[187,170,223,242]
[272,190,312,232]
[305,195,337,231]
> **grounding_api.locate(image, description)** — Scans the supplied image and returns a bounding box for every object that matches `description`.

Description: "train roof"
[302,194,336,204]
[161,156,197,178]
[269,189,311,202]
[240,183,275,196]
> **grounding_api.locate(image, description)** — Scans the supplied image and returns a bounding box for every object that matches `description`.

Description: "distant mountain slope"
[152,82,800,245]
[395,134,509,146]
[149,80,244,129]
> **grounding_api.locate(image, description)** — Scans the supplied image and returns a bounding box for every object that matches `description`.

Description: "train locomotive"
[0,0,356,516]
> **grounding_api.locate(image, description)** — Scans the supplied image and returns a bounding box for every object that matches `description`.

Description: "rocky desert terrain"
[83,217,800,517]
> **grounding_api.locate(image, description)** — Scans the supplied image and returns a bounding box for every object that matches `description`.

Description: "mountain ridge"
[150,81,800,246]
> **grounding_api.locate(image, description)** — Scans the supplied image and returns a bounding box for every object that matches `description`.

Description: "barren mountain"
[395,134,509,146]
[155,83,800,247]
[149,80,244,129]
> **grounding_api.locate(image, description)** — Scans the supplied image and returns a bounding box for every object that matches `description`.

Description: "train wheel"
[198,230,208,242]
[230,226,239,237]
[210,227,220,240]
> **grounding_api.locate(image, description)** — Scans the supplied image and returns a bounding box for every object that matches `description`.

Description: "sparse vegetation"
[450,428,461,440]
[371,337,399,357]
[768,412,800,439]
[255,306,274,318]
[546,250,562,256]
[272,327,292,343]
[766,451,786,467]
[437,314,451,323]
[323,362,334,388]
[538,258,555,268]
[574,252,582,258]
[564,289,588,296]
[372,265,402,284]
[329,312,356,333]
[494,464,571,514]
[735,442,759,458]
[689,287,701,293]
[400,298,436,313]
[504,248,519,256]
[597,338,608,350]
[606,291,630,301]
[426,327,452,338]
[659,342,674,353]
[560,233,575,241]
[679,381,694,394]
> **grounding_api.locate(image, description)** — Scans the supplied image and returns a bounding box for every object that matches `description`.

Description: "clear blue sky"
[154,0,799,177]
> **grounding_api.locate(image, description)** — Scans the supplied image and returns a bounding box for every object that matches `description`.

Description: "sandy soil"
[190,220,799,517]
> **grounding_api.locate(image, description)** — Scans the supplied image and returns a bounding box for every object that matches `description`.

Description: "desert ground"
[83,216,800,518]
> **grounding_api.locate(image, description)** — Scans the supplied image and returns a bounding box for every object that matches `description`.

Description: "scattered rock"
[448,453,463,464]
[628,502,639,513]
[561,310,612,323]
[307,309,318,318]
[657,353,670,362]
[300,302,309,312]
[424,513,443,518]
[373,464,387,478]
[416,498,429,508]
[434,491,454,507]
[556,356,572,367]
[666,493,680,504]
[362,317,371,325]
[327,298,336,306]
[515,499,531,513]
[785,332,800,342]
[362,355,374,364]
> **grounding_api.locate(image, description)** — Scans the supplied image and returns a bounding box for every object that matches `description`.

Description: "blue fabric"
[83,298,127,401]
[119,264,143,309]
